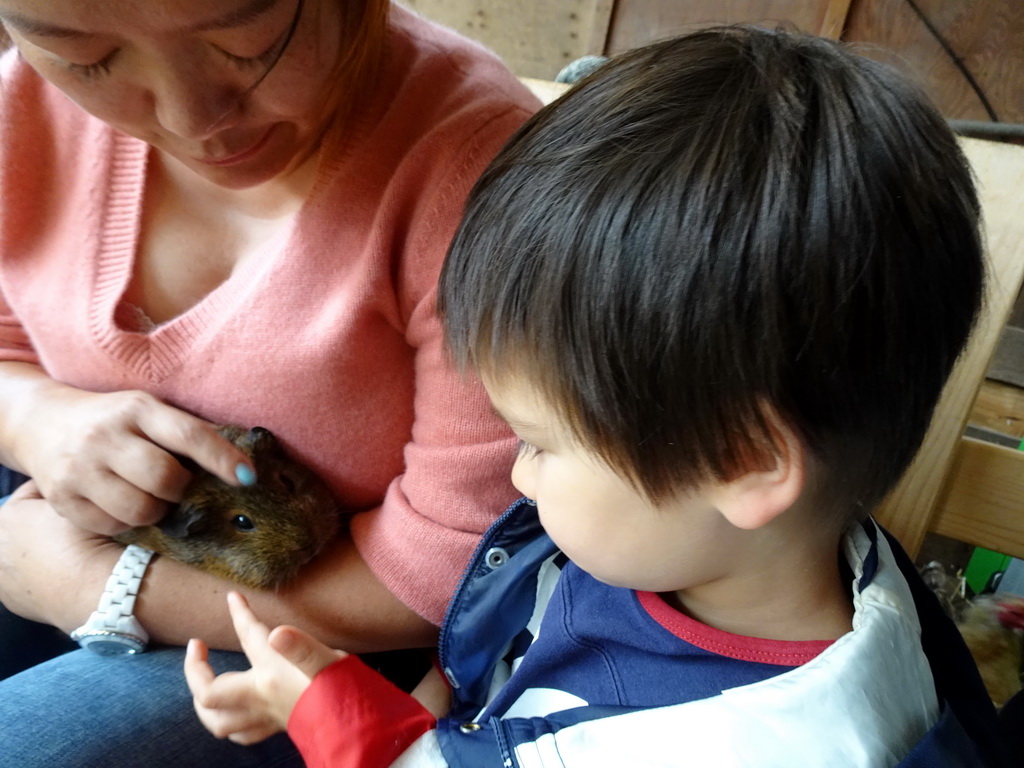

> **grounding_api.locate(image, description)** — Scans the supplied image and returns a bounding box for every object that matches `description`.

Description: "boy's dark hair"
[439,26,983,514]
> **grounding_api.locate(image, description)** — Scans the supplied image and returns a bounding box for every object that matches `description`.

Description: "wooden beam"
[933,438,1024,560]
[819,0,853,39]
[404,0,610,80]
[586,0,616,56]
[970,378,1024,440]
[519,77,571,105]
[989,326,1024,389]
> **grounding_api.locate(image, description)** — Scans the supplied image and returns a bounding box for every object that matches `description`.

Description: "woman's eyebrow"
[0,0,282,38]
[0,11,84,39]
[190,0,283,32]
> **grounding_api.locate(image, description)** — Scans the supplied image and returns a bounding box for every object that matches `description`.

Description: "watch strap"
[73,544,154,646]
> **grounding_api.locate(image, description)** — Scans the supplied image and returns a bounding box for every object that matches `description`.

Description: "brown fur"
[919,561,1024,708]
[956,597,1024,709]
[114,425,340,589]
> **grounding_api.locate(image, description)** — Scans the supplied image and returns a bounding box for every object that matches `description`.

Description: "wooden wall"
[403,0,1022,123]
[402,0,615,82]
[603,0,844,49]
[843,0,1022,123]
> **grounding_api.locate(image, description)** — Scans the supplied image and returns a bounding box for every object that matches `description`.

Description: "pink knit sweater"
[0,6,539,624]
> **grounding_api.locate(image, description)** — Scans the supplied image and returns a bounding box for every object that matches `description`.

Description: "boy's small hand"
[184,592,347,745]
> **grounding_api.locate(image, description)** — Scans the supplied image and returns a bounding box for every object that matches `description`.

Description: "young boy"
[184,26,1007,767]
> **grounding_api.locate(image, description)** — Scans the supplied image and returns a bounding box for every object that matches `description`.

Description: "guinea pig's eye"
[232,514,256,532]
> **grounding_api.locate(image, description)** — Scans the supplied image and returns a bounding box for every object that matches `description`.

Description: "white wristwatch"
[70,544,155,656]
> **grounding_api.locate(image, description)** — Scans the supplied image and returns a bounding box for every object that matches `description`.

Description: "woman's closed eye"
[65,51,119,79]
[55,0,298,83]
[61,35,282,81]
[217,45,276,71]
[214,34,287,71]
[217,0,304,79]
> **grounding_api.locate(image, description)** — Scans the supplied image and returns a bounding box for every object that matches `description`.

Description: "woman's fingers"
[48,468,170,532]
[133,404,255,489]
[27,389,256,532]
[104,436,195,504]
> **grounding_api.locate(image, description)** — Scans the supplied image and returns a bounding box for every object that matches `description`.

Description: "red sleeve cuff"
[288,655,437,768]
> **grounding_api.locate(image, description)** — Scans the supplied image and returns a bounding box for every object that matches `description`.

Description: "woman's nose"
[151,60,243,140]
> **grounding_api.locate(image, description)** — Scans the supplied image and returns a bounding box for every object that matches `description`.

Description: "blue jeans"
[0,639,304,767]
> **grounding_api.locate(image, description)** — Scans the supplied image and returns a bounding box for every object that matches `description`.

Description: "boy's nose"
[510,456,536,500]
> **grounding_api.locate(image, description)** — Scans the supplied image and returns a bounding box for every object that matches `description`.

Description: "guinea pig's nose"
[249,427,273,440]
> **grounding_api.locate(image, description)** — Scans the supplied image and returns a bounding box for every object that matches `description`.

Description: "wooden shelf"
[970,378,1024,441]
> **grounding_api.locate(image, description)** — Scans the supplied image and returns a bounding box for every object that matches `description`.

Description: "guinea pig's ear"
[158,502,205,539]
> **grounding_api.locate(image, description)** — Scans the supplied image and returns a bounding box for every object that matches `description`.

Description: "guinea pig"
[113,425,340,589]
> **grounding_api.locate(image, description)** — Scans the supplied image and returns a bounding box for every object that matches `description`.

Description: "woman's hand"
[4,365,254,534]
[185,592,347,745]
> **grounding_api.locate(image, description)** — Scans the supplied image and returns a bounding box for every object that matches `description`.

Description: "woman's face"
[0,0,347,189]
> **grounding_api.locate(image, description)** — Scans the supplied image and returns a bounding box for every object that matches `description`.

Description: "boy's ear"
[709,420,806,531]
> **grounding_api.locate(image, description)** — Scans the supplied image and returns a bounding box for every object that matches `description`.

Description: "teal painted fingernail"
[235,464,257,486]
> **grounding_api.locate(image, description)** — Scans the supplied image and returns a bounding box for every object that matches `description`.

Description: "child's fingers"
[184,638,256,711]
[201,706,278,742]
[226,591,273,660]
[183,638,216,697]
[227,724,281,746]
[184,635,286,743]
[268,624,348,681]
[184,642,257,713]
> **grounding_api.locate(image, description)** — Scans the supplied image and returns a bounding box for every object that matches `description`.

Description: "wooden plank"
[586,0,617,56]
[404,0,612,80]
[519,78,571,106]
[874,138,1024,556]
[1010,283,1024,327]
[988,325,1024,389]
[604,0,830,54]
[843,0,1023,122]
[407,1,1021,122]
[932,439,1024,560]
[970,378,1024,440]
[819,0,853,39]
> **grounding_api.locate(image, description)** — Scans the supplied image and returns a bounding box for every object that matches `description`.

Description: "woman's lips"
[197,126,275,167]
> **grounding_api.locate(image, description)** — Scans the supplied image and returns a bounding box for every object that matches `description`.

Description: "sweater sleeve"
[288,655,441,768]
[0,52,42,366]
[0,291,39,365]
[347,94,538,623]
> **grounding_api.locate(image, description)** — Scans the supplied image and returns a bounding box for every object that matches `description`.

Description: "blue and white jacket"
[293,498,1009,767]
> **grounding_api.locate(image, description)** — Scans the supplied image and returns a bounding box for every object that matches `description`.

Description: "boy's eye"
[517,440,543,459]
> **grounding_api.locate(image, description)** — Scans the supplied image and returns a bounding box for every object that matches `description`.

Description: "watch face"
[77,633,146,656]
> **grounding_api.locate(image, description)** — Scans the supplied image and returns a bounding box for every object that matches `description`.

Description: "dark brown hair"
[439,26,983,515]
